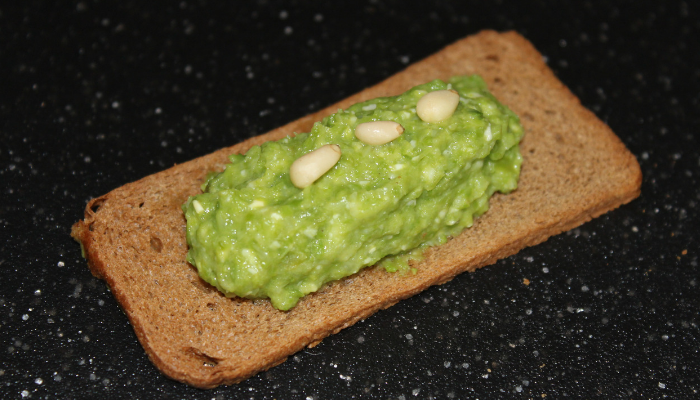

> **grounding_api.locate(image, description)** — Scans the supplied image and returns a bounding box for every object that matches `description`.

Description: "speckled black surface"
[1,1,699,399]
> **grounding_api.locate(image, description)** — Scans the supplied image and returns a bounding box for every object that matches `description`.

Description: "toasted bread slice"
[71,30,641,388]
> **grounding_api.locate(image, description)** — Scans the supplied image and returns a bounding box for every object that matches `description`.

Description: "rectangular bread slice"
[71,30,642,388]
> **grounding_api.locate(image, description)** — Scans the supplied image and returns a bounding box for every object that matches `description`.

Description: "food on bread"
[183,75,524,311]
[71,30,642,388]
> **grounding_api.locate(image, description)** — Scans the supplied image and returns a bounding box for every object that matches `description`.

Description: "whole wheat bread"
[71,30,642,388]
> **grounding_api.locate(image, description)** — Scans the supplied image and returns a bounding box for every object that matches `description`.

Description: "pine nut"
[416,89,460,123]
[354,121,404,145]
[289,144,342,188]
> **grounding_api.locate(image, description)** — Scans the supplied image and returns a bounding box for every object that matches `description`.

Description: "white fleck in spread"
[362,103,377,111]
[250,200,265,209]
[391,163,405,171]
[271,212,283,220]
[303,227,317,238]
[241,249,257,266]
[423,168,438,182]
[192,200,204,213]
[484,124,493,141]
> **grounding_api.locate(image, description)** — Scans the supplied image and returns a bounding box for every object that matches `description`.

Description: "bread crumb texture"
[71,30,641,388]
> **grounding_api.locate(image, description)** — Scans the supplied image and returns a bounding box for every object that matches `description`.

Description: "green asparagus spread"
[183,75,524,310]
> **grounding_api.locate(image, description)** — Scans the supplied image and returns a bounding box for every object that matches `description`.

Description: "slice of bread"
[71,30,642,388]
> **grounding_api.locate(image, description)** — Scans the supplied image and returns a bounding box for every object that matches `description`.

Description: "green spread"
[183,75,524,310]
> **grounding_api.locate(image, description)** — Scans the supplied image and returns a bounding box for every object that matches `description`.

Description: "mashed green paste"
[183,75,524,310]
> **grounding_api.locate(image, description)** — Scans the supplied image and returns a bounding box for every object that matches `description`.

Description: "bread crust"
[71,30,642,388]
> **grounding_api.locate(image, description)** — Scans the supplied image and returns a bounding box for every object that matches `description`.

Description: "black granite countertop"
[2,1,699,398]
